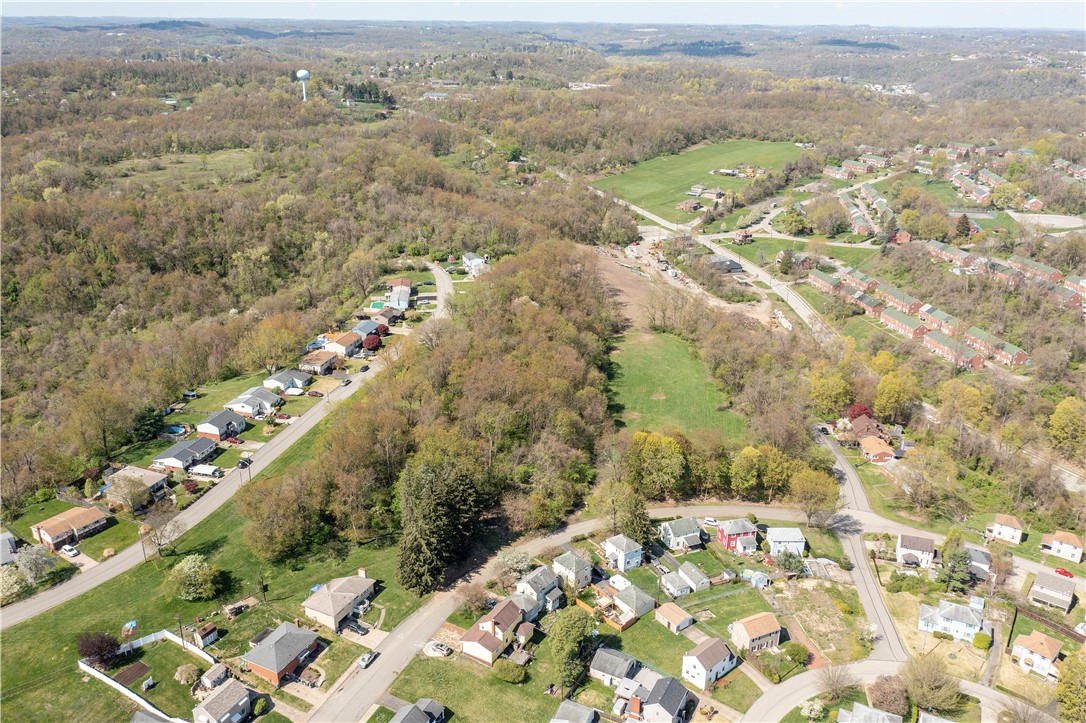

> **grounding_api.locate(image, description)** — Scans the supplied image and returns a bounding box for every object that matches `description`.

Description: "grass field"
[76,516,140,561]
[594,140,806,222]
[683,585,773,641]
[187,372,268,414]
[780,580,869,663]
[872,172,975,210]
[711,668,762,712]
[105,641,209,719]
[601,615,696,678]
[107,149,258,191]
[609,332,746,441]
[729,238,879,270]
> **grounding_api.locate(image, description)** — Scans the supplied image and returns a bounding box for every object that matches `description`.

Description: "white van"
[190,464,224,478]
[284,387,305,396]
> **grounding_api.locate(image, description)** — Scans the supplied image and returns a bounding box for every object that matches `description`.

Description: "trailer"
[190,464,224,479]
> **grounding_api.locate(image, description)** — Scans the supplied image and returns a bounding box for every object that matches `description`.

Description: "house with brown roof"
[299,350,337,376]
[375,306,404,325]
[860,436,895,464]
[985,514,1025,545]
[1040,531,1084,563]
[682,638,737,690]
[676,199,702,213]
[654,602,695,634]
[459,598,522,665]
[1011,631,1062,680]
[730,612,782,652]
[324,331,363,358]
[31,506,108,551]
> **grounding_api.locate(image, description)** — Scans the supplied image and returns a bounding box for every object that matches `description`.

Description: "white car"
[61,544,79,557]
[702,517,719,527]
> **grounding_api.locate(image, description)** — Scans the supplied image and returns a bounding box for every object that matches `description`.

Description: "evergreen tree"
[936,549,972,594]
[955,214,971,239]
[617,490,654,547]
[397,524,443,595]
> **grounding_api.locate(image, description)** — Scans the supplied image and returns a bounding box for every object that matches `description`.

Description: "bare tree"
[900,656,961,712]
[142,504,187,556]
[1001,694,1049,723]
[817,665,858,703]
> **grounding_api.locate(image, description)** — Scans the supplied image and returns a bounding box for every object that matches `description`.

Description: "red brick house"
[925,240,974,267]
[1007,255,1062,284]
[924,331,985,369]
[880,308,930,339]
[677,199,701,213]
[823,166,855,180]
[807,269,840,294]
[877,284,922,315]
[845,288,885,316]
[917,305,965,335]
[242,622,320,686]
[841,268,878,292]
[893,229,912,244]
[842,159,873,174]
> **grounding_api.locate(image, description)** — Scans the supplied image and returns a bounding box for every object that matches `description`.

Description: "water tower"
[296,69,310,102]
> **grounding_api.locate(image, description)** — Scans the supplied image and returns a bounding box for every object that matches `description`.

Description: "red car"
[307,391,324,398]
[1054,568,1074,578]
[225,436,242,445]
[276,413,291,420]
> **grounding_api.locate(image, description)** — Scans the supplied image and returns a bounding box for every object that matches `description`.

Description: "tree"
[142,505,187,556]
[777,210,810,236]
[362,333,382,351]
[991,184,1024,210]
[936,548,971,594]
[77,632,120,667]
[398,524,443,595]
[624,431,686,499]
[252,698,269,717]
[493,658,527,683]
[800,699,824,721]
[165,554,219,601]
[868,675,909,717]
[83,478,98,499]
[460,582,490,618]
[65,380,135,462]
[784,641,810,665]
[870,352,896,376]
[986,542,1014,595]
[789,468,840,525]
[112,474,151,511]
[1049,397,1086,461]
[777,550,808,576]
[243,312,305,374]
[493,550,533,586]
[174,664,199,685]
[896,446,956,511]
[14,545,56,586]
[809,369,852,417]
[1056,648,1086,723]
[847,403,873,421]
[972,633,991,650]
[376,323,390,336]
[901,656,960,712]
[817,665,857,703]
[0,565,27,603]
[918,213,950,241]
[549,606,594,689]
[955,214,971,239]
[617,490,654,548]
[131,405,163,443]
[874,369,920,424]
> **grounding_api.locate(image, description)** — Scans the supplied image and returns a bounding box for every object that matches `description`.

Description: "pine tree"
[617,490,654,547]
[397,525,443,595]
[955,214,971,239]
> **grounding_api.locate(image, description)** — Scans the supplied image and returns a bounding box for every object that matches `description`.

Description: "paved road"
[424,262,453,319]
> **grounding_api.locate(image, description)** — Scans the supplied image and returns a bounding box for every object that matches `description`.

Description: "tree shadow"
[821,514,863,537]
[214,569,242,600]
[178,535,228,559]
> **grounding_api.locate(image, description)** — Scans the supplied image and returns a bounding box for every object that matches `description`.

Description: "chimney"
[294,618,300,627]
[358,567,367,579]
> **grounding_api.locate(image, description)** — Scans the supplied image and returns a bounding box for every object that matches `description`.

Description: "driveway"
[59,550,98,572]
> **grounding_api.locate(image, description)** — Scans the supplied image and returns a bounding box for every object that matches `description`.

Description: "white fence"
[77,660,186,723]
[117,628,215,664]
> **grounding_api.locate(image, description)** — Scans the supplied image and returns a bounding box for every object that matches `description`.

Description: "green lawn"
[609,332,746,440]
[6,498,78,542]
[758,518,845,564]
[1008,610,1079,649]
[594,140,806,222]
[872,172,973,209]
[602,615,696,678]
[678,549,726,577]
[840,314,899,352]
[710,668,762,712]
[106,641,208,719]
[368,706,397,723]
[781,687,867,723]
[683,585,773,641]
[76,516,140,561]
[792,282,833,314]
[381,269,435,287]
[187,372,268,414]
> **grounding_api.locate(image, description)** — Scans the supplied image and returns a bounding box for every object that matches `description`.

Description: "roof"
[661,517,701,538]
[615,584,655,614]
[679,562,709,587]
[644,676,690,715]
[302,575,376,619]
[809,269,840,287]
[719,519,757,536]
[199,410,246,431]
[605,534,641,553]
[920,601,985,628]
[353,320,380,336]
[481,598,522,629]
[661,571,688,592]
[656,602,693,626]
[32,506,108,540]
[838,702,904,723]
[202,662,227,681]
[196,679,250,720]
[0,532,14,565]
[992,514,1024,530]
[766,527,806,543]
[387,277,412,288]
[464,252,483,262]
[860,437,895,457]
[1032,572,1076,596]
[590,647,639,679]
[879,284,919,306]
[553,550,592,574]
[881,308,924,330]
[267,368,310,384]
[302,350,338,365]
[550,698,596,723]
[459,625,504,652]
[154,437,216,465]
[227,387,281,408]
[520,566,559,596]
[1045,530,1085,548]
[1013,630,1062,660]
[686,638,733,669]
[516,621,536,638]
[898,534,935,554]
[106,465,168,489]
[242,622,319,673]
[735,612,781,639]
[326,331,362,347]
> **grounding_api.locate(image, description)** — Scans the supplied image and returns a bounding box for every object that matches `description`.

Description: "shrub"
[252,698,268,716]
[972,633,992,650]
[933,631,954,641]
[868,674,909,717]
[784,642,810,665]
[839,555,853,571]
[183,481,198,493]
[746,513,758,524]
[77,632,120,666]
[174,664,199,685]
[493,659,527,684]
[801,698,825,721]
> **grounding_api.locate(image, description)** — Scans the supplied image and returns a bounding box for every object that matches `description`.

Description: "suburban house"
[859,154,892,168]
[1047,283,1082,308]
[841,268,878,293]
[0,532,16,566]
[923,331,985,370]
[682,638,738,690]
[552,550,593,590]
[463,252,490,278]
[103,465,169,509]
[386,278,414,312]
[842,159,873,174]
[589,647,640,687]
[925,241,974,267]
[704,255,744,274]
[879,308,929,340]
[610,581,656,623]
[963,327,1030,367]
[660,571,692,599]
[196,410,246,441]
[659,518,702,551]
[1028,573,1077,614]
[460,598,522,665]
[192,679,251,723]
[1007,254,1062,284]
[375,306,404,326]
[917,304,965,335]
[511,566,563,621]
[1011,631,1062,680]
[918,598,991,642]
[550,699,596,723]
[808,269,841,294]
[1022,196,1044,211]
[676,199,701,213]
[224,387,282,418]
[654,602,695,634]
[984,260,1024,288]
[985,514,1025,545]
[766,528,806,556]
[30,506,108,550]
[152,437,217,472]
[877,285,922,315]
[730,612,782,652]
[353,320,380,337]
[302,569,377,631]
[604,534,643,572]
[263,368,312,392]
[860,436,896,464]
[390,698,446,723]
[677,562,710,592]
[717,518,758,554]
[626,676,693,723]
[838,702,904,723]
[1039,531,1084,563]
[896,534,937,568]
[823,166,855,180]
[323,331,363,358]
[299,350,338,376]
[966,550,992,582]
[241,621,320,686]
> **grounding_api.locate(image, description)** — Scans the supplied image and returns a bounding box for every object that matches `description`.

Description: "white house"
[0,532,15,566]
[682,638,737,690]
[324,331,363,358]
[588,647,640,687]
[1011,630,1062,680]
[263,368,312,392]
[552,551,592,590]
[678,562,710,592]
[985,514,1025,545]
[152,437,217,472]
[1029,573,1076,614]
[660,571,691,598]
[510,566,563,621]
[196,410,246,441]
[1040,531,1084,564]
[766,528,806,557]
[658,517,702,551]
[917,599,991,642]
[301,569,376,631]
[224,387,281,418]
[463,252,490,278]
[896,534,936,568]
[603,534,642,572]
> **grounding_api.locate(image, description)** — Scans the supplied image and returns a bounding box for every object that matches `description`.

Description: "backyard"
[105,640,209,720]
[683,585,774,641]
[710,667,762,713]
[601,615,696,678]
[609,332,746,441]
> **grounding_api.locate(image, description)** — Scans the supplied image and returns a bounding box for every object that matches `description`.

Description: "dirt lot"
[774,579,867,664]
[995,659,1057,708]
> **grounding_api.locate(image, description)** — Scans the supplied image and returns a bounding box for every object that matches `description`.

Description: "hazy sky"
[4,1,1084,31]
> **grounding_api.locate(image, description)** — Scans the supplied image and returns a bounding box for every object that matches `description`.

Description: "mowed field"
[609,332,746,441]
[594,140,806,222]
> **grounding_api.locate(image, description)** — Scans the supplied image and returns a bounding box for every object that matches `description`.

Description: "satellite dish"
[296,69,310,101]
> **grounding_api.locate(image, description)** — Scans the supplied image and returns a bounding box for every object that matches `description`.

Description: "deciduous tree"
[1056,648,1086,723]
[77,632,120,667]
[13,545,56,586]
[874,368,920,424]
[549,606,595,690]
[901,655,960,712]
[165,554,219,601]
[789,468,840,525]
[1049,397,1086,461]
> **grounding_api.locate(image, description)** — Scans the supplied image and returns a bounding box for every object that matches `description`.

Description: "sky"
[3,1,1084,31]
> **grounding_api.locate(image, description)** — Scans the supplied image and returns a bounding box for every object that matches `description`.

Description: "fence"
[1004,606,1085,652]
[76,660,186,723]
[117,629,216,664]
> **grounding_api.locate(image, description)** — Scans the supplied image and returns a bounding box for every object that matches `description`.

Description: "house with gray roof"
[263,368,312,392]
[302,570,376,631]
[552,550,592,590]
[242,621,320,686]
[896,534,936,568]
[659,517,703,551]
[682,638,737,690]
[1028,572,1076,614]
[766,527,806,557]
[837,702,903,723]
[630,676,693,723]
[678,562,710,592]
[192,678,251,723]
[717,518,758,553]
[151,437,217,472]
[512,566,563,621]
[224,386,282,418]
[550,698,596,723]
[0,532,15,566]
[589,647,640,686]
[603,534,642,572]
[660,571,692,598]
[613,583,656,621]
[918,599,991,642]
[352,320,380,338]
[390,698,445,723]
[196,410,246,441]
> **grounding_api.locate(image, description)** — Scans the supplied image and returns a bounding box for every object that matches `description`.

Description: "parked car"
[421,281,435,286]
[225,436,242,445]
[358,652,378,668]
[182,391,198,401]
[1054,567,1074,578]
[308,391,324,398]
[340,379,351,387]
[61,545,79,557]
[345,621,367,635]
[702,517,719,527]
[359,365,370,373]
[432,642,451,656]
[276,413,291,420]
[237,459,251,469]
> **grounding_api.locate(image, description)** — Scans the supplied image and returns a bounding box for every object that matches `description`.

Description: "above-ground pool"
[164,425,186,435]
